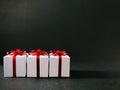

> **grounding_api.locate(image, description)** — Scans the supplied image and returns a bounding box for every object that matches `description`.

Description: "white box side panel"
[27,55,37,77]
[61,56,70,77]
[3,55,13,77]
[40,56,48,77]
[16,55,26,77]
[49,56,59,77]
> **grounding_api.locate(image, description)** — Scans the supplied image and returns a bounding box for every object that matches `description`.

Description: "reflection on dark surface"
[71,70,120,78]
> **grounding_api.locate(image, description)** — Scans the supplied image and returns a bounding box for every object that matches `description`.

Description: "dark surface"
[0,61,120,90]
[0,0,120,90]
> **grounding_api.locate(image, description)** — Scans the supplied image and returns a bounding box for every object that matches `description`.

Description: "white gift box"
[27,55,49,77]
[49,55,70,77]
[3,55,27,77]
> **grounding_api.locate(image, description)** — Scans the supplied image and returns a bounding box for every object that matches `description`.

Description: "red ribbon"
[30,49,47,77]
[6,49,26,77]
[50,50,67,77]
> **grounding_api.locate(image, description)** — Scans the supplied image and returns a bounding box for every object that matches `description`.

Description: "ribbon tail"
[37,56,40,77]
[58,56,62,77]
[13,55,16,77]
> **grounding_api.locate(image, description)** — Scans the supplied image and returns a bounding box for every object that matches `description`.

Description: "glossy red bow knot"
[50,50,67,56]
[6,49,26,56]
[30,49,47,56]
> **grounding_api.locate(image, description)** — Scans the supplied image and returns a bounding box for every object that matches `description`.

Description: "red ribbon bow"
[30,49,47,56]
[30,49,47,60]
[50,50,67,56]
[7,49,26,56]
[6,49,26,77]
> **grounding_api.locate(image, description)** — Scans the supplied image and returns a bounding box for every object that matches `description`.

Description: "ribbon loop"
[50,50,67,56]
[7,49,26,56]
[30,49,47,56]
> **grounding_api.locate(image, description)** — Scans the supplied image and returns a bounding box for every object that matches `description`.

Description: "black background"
[0,0,120,62]
[0,0,120,90]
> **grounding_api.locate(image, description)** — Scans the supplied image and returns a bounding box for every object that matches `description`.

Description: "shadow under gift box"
[49,55,70,77]
[3,55,27,77]
[27,55,49,77]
